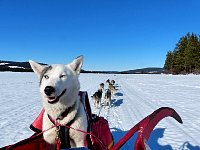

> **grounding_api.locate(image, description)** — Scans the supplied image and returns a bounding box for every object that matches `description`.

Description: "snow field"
[0,72,200,149]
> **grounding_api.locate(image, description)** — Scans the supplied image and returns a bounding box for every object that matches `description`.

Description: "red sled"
[0,91,182,150]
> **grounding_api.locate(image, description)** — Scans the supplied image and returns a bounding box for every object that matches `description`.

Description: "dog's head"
[99,83,104,89]
[29,56,83,112]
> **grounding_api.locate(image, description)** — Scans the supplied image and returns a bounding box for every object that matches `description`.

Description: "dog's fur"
[99,83,104,90]
[104,89,111,108]
[91,89,102,109]
[108,84,116,95]
[29,56,87,149]
[106,79,110,86]
[110,80,115,85]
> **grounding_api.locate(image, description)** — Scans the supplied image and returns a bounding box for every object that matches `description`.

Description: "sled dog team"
[91,79,117,109]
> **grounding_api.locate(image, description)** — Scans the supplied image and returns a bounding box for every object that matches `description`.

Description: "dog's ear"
[29,60,45,77]
[69,55,83,75]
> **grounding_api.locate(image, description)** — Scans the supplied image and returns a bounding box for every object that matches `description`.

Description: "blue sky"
[0,0,200,71]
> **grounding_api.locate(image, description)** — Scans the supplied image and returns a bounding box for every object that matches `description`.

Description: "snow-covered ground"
[0,72,200,150]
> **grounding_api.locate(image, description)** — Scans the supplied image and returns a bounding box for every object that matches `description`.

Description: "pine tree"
[164,32,200,74]
[164,51,174,74]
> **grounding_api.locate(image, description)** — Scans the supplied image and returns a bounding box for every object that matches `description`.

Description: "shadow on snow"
[114,92,123,97]
[179,142,200,150]
[111,99,123,107]
[111,128,199,150]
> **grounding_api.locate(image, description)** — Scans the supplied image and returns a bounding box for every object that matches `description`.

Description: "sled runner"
[0,91,182,150]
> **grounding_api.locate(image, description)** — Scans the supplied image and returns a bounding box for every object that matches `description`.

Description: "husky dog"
[99,83,104,90]
[104,89,111,108]
[91,89,102,108]
[110,80,115,85]
[29,56,87,149]
[108,84,116,95]
[106,79,110,86]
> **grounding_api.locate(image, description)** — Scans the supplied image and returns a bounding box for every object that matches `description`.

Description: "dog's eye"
[60,74,66,78]
[44,75,49,79]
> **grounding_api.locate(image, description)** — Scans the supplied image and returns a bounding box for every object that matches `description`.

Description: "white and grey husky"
[29,56,87,149]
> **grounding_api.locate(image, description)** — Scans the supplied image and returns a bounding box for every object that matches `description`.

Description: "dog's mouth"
[47,89,67,104]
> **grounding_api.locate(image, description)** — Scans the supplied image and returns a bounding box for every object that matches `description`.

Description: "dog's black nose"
[44,86,55,96]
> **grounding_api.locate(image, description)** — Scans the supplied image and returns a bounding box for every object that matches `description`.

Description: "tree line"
[0,66,33,72]
[164,33,200,74]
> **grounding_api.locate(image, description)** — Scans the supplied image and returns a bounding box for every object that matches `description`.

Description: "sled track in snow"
[117,76,200,147]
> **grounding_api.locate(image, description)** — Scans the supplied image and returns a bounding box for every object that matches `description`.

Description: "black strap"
[59,126,69,149]
[59,116,75,149]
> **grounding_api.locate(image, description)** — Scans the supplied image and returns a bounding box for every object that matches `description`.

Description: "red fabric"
[89,116,114,150]
[31,109,45,132]
[0,134,47,150]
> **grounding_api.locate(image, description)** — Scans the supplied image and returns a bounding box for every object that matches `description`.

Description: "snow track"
[0,73,200,149]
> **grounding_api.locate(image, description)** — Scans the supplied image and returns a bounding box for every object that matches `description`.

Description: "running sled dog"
[29,56,87,149]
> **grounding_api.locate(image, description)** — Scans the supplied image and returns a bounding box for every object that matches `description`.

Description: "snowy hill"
[0,60,163,74]
[120,67,164,74]
[0,73,200,149]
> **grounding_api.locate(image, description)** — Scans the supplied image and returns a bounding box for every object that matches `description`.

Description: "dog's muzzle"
[44,86,55,96]
[47,89,67,104]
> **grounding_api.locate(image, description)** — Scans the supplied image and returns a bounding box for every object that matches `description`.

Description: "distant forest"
[0,66,32,72]
[164,33,200,74]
